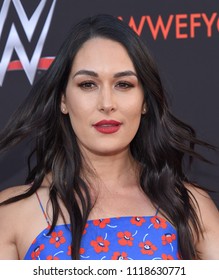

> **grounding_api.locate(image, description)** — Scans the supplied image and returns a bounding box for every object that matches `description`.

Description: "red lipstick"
[93,120,122,134]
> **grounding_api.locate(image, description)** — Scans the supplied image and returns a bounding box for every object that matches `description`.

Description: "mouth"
[93,120,122,134]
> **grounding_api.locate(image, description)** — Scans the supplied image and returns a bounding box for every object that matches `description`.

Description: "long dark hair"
[0,14,215,259]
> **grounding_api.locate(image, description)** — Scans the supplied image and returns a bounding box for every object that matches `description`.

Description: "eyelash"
[78,81,96,89]
[115,81,134,89]
[77,80,135,90]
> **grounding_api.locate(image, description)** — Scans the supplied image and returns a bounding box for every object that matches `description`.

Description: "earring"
[142,107,147,114]
[61,107,65,113]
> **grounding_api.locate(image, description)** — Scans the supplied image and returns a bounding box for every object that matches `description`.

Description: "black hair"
[0,14,215,259]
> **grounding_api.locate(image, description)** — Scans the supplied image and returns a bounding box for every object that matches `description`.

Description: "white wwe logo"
[0,0,57,86]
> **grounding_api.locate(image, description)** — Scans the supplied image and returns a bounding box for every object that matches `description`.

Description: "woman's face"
[61,37,145,157]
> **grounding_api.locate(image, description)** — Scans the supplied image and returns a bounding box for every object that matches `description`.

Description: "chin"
[92,145,129,157]
[78,140,130,157]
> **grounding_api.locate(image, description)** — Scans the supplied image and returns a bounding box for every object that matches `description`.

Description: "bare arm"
[187,184,219,259]
[0,188,20,259]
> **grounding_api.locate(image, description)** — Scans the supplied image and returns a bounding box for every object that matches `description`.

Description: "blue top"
[24,194,179,260]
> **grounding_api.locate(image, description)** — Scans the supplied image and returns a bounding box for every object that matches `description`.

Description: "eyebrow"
[73,69,138,78]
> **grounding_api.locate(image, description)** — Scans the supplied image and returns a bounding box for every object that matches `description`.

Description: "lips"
[93,120,122,134]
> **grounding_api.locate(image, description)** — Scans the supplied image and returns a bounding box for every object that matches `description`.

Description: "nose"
[97,86,116,113]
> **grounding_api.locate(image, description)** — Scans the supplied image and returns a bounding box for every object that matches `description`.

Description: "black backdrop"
[0,0,218,208]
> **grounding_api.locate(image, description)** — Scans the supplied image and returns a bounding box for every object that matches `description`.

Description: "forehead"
[71,37,135,74]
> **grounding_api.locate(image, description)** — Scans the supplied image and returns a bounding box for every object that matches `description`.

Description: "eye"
[78,81,97,90]
[115,81,134,90]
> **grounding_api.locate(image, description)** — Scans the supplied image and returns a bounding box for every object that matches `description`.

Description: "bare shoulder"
[0,184,35,225]
[0,184,30,203]
[0,181,50,218]
[184,182,219,259]
[0,182,51,259]
[0,184,31,259]
[0,172,51,204]
[184,182,218,217]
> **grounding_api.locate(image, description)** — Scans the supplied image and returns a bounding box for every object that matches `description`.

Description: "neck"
[81,148,140,191]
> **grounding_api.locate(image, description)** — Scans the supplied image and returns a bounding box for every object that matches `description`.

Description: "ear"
[61,94,68,114]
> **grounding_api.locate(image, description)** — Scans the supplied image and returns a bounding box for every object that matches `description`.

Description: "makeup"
[93,120,122,134]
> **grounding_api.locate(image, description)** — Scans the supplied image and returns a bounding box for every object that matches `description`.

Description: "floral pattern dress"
[24,194,179,260]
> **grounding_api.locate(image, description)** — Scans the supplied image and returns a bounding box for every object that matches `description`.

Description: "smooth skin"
[0,38,219,259]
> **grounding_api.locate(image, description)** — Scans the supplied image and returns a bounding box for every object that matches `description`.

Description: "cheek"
[66,93,93,118]
[123,99,144,119]
[66,98,94,132]
[124,101,144,134]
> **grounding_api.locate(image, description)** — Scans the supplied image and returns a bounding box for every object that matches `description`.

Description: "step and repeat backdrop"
[0,0,219,207]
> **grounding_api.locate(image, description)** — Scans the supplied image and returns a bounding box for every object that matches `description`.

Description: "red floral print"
[117,231,134,246]
[31,244,45,260]
[79,247,85,255]
[130,217,146,226]
[150,216,167,229]
[162,253,174,260]
[67,245,71,256]
[161,233,176,245]
[67,246,85,256]
[46,255,59,260]
[139,241,157,255]
[49,230,66,248]
[111,251,128,260]
[24,214,179,260]
[90,236,110,253]
[83,223,89,235]
[93,218,111,228]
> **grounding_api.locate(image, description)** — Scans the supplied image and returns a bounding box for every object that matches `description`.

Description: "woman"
[0,14,218,260]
